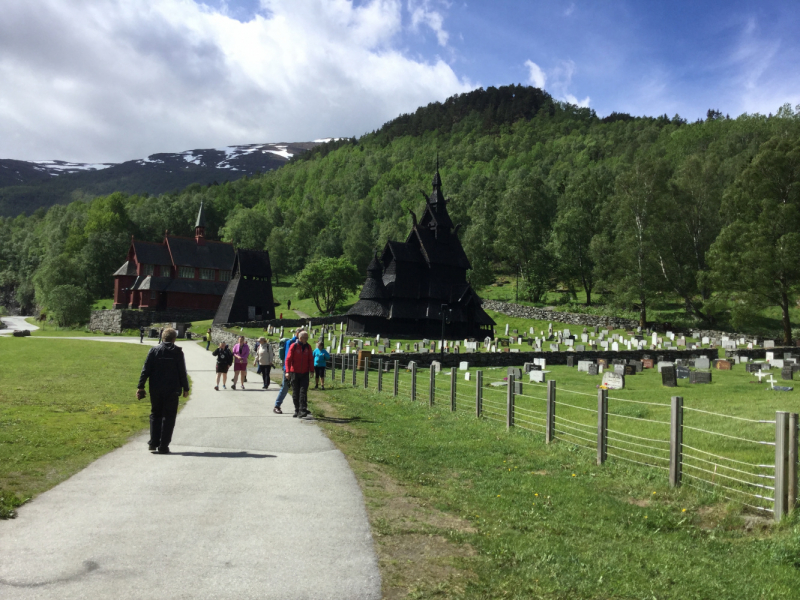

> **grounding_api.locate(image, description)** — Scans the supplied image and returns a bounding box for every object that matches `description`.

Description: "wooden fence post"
[351,354,357,387]
[670,396,683,488]
[364,356,369,389]
[546,380,556,444]
[429,366,436,406]
[790,413,798,513]
[341,354,346,384]
[411,363,417,401]
[597,388,608,465]
[393,360,399,397]
[507,374,515,430]
[476,370,483,418]
[776,411,790,521]
[450,368,457,412]
[331,354,335,383]
[377,359,383,392]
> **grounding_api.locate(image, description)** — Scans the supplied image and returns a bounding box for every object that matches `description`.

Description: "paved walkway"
[0,316,39,335]
[0,338,381,599]
[293,310,311,319]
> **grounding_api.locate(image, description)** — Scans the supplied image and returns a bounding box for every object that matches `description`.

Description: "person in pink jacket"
[231,336,250,390]
[285,330,314,418]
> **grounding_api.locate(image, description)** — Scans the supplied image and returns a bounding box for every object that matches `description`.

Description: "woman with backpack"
[212,341,233,390]
[253,337,274,390]
[313,341,330,390]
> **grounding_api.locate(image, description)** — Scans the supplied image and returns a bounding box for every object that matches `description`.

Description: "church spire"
[195,202,207,245]
[429,156,445,207]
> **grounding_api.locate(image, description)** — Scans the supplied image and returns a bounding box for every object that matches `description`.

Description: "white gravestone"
[602,372,625,390]
[530,371,546,383]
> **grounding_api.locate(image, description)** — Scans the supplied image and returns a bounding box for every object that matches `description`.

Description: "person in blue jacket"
[313,341,331,390]
[273,327,302,414]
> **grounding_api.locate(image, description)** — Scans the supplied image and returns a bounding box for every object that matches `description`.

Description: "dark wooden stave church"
[347,168,495,339]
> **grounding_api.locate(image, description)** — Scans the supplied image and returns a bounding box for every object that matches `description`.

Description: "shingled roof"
[166,236,235,270]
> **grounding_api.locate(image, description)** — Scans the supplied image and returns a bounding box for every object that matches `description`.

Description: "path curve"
[0,338,381,599]
[0,316,39,335]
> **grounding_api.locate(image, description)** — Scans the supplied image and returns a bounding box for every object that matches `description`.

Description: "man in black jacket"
[136,327,190,454]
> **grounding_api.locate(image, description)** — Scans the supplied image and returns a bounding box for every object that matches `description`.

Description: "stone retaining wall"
[90,309,217,333]
[481,300,640,330]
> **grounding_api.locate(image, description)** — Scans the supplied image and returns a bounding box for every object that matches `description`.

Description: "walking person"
[286,330,314,418]
[139,325,145,343]
[136,327,189,454]
[254,337,274,389]
[273,327,302,414]
[313,341,330,390]
[205,327,212,351]
[231,336,250,389]
[212,341,233,390]
[287,299,291,311]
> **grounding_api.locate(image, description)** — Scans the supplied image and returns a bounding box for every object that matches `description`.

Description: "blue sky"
[2,0,798,162]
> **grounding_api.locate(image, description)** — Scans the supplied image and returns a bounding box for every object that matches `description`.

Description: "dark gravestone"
[523,362,534,373]
[782,367,794,381]
[690,371,712,384]
[676,366,690,379]
[793,364,800,373]
[642,358,654,369]
[624,364,637,376]
[612,359,626,365]
[746,363,765,374]
[661,366,677,388]
[588,364,599,376]
[630,360,643,373]
[567,356,575,368]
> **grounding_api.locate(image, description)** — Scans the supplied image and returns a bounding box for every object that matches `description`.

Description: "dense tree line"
[1,86,799,339]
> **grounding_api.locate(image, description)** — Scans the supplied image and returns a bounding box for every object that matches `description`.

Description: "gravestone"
[764,340,775,349]
[507,367,522,379]
[464,372,471,381]
[600,341,609,349]
[715,360,732,370]
[550,344,559,351]
[611,342,619,352]
[624,364,636,376]
[694,357,710,369]
[771,359,785,369]
[513,381,523,395]
[431,361,442,373]
[601,372,625,390]
[690,371,712,384]
[657,361,674,373]
[577,360,593,372]
[676,366,690,379]
[630,360,643,373]
[575,345,586,352]
[782,367,794,381]
[459,361,469,371]
[530,371,546,383]
[642,358,654,369]
[746,362,766,373]
[567,356,575,367]
[614,363,626,375]
[597,358,608,368]
[661,366,677,387]
[587,364,599,376]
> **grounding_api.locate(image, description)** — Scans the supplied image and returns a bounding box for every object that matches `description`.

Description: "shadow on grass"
[313,415,375,424]
[168,451,276,458]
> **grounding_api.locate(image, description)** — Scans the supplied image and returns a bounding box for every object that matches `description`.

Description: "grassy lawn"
[311,376,800,599]
[271,274,360,318]
[92,297,114,311]
[0,338,186,519]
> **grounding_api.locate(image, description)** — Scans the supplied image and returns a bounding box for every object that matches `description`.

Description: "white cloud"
[409,0,450,47]
[548,59,590,107]
[524,60,546,89]
[0,0,473,162]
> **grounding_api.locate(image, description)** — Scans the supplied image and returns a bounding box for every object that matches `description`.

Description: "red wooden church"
[112,203,235,311]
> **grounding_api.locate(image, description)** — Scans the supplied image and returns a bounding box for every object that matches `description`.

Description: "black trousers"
[291,372,310,414]
[149,392,180,449]
[260,365,272,388]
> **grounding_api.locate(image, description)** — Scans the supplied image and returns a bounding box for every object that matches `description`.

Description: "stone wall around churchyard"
[90,309,218,333]
[480,300,640,330]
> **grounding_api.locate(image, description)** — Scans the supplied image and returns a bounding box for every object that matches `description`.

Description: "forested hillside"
[2,85,799,340]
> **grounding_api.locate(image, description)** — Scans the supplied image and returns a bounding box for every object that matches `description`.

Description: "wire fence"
[331,355,797,520]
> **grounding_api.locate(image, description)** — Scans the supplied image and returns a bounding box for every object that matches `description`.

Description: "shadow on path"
[168,451,277,459]
[314,416,375,425]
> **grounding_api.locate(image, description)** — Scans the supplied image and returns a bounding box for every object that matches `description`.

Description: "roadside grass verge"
[0,338,187,519]
[312,379,800,598]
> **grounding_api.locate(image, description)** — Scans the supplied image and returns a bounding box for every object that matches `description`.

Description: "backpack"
[279,341,287,362]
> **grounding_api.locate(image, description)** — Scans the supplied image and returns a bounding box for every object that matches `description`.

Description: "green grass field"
[0,338,185,519]
[314,373,800,598]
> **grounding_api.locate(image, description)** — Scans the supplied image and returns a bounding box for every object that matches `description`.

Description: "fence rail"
[341,355,799,521]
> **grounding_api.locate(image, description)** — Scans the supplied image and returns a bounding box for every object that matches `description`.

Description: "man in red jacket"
[285,330,314,418]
